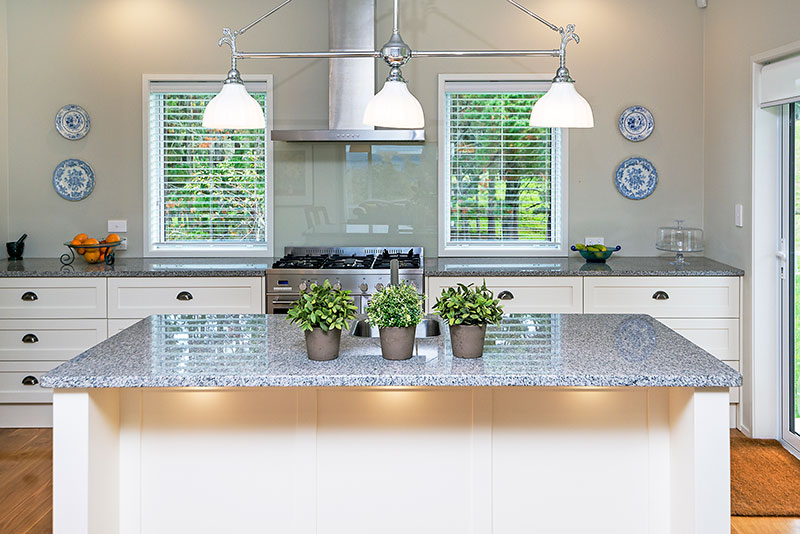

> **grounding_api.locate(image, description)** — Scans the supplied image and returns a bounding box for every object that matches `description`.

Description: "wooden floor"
[0,428,52,534]
[1,428,799,533]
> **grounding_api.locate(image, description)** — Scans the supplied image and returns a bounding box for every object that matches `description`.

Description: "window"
[145,77,273,256]
[439,78,566,256]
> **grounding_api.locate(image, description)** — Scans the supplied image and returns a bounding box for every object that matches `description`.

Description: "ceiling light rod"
[219,0,573,63]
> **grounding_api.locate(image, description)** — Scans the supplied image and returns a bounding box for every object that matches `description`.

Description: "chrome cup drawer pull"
[21,333,39,344]
[652,290,670,300]
[176,291,194,301]
[498,290,515,300]
[21,375,39,386]
[21,291,38,302]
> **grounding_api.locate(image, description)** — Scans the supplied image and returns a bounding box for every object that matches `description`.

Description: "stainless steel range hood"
[271,0,424,142]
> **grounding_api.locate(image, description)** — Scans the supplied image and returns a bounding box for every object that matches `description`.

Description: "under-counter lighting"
[202,0,594,131]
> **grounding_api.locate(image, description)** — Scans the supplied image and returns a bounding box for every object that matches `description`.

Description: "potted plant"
[287,280,359,361]
[365,282,424,360]
[433,281,504,359]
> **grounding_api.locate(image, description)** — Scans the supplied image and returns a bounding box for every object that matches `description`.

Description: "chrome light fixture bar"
[203,0,594,130]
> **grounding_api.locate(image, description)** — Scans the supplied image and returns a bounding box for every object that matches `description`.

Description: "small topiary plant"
[287,280,359,332]
[433,281,504,326]
[365,282,424,328]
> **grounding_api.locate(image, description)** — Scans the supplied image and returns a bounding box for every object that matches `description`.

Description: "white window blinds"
[147,81,268,252]
[443,81,563,253]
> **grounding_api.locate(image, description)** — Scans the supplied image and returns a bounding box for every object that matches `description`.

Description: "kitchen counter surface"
[41,313,742,389]
[0,257,274,277]
[424,256,744,277]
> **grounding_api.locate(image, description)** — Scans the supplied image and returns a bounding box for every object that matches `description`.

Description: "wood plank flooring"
[1,428,799,533]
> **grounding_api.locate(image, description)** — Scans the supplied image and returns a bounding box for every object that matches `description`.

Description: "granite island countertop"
[424,256,744,277]
[41,313,742,389]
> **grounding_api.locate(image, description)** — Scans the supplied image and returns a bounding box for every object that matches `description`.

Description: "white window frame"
[437,73,568,257]
[142,74,274,258]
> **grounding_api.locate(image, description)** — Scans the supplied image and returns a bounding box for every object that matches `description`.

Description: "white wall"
[0,0,706,257]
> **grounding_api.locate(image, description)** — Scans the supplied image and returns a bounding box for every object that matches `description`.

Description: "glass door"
[782,103,800,449]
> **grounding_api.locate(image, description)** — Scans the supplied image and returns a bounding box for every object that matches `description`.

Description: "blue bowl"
[571,245,621,263]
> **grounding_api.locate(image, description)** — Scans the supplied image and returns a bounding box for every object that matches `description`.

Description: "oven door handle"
[271,298,299,306]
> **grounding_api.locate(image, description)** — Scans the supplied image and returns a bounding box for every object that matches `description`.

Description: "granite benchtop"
[0,256,743,278]
[41,313,742,389]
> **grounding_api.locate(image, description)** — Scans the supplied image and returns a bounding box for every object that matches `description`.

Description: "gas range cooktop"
[271,247,422,271]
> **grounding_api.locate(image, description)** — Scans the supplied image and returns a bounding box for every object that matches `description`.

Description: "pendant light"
[362,2,425,129]
[202,68,266,130]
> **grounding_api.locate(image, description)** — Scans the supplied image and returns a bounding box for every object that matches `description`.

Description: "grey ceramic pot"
[449,323,488,359]
[304,327,342,361]
[378,326,416,360]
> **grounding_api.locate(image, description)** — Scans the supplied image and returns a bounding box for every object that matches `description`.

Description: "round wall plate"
[55,104,91,140]
[615,157,657,200]
[53,158,95,201]
[618,105,654,142]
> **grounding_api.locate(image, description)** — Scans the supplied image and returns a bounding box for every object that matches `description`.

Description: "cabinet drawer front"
[0,319,107,361]
[0,278,106,319]
[108,277,264,318]
[108,318,143,337]
[426,277,582,314]
[583,277,739,318]
[0,361,61,403]
[657,318,739,361]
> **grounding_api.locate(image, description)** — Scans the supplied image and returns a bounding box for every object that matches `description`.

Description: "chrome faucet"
[390,258,399,286]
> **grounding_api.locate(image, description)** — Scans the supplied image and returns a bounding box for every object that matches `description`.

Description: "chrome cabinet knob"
[22,333,39,344]
[359,282,369,292]
[652,291,669,300]
[21,291,38,302]
[498,290,514,300]
[176,291,193,301]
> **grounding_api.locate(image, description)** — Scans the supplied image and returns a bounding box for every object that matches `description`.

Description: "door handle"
[498,290,514,300]
[21,375,39,386]
[21,291,38,302]
[21,333,39,344]
[652,291,670,300]
[176,291,194,301]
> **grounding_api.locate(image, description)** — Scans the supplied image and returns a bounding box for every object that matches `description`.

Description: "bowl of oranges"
[61,233,123,266]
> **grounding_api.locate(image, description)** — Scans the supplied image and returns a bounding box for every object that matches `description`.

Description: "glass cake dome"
[656,220,704,264]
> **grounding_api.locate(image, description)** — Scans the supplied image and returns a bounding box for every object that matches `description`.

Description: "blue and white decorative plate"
[615,157,657,200]
[618,105,654,142]
[52,159,94,201]
[55,105,91,140]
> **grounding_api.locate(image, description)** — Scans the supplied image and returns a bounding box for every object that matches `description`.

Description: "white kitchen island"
[42,314,741,534]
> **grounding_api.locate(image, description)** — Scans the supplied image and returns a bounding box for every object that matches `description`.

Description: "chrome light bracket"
[553,24,580,83]
[218,28,244,85]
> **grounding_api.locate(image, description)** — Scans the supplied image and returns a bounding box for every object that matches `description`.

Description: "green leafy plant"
[433,281,504,326]
[365,283,424,328]
[286,280,358,332]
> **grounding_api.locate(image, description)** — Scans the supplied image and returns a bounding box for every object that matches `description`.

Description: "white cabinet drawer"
[657,318,739,362]
[0,278,106,319]
[0,319,107,361]
[426,277,582,314]
[108,277,264,318]
[0,361,61,403]
[108,318,143,337]
[583,277,739,318]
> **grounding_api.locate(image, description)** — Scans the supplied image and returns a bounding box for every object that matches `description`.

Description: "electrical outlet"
[585,237,605,246]
[117,238,127,251]
[108,220,127,233]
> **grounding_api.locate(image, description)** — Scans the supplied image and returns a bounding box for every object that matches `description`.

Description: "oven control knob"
[375,283,384,291]
[333,282,342,291]
[299,281,308,292]
[359,282,368,293]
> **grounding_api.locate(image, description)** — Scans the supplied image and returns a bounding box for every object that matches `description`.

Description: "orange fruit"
[99,253,106,263]
[73,233,88,242]
[70,238,85,255]
[84,250,101,263]
[105,233,121,244]
[83,238,99,246]
[99,240,108,254]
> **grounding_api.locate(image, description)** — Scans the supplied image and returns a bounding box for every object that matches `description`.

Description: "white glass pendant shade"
[529,81,594,128]
[363,80,425,129]
[202,82,266,130]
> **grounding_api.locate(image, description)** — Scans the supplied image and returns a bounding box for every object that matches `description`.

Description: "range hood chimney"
[271,0,425,142]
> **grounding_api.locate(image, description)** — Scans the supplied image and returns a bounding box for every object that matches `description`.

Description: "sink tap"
[390,259,399,286]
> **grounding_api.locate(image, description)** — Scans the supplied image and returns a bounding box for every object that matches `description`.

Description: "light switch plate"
[108,219,127,233]
[585,237,605,246]
[734,204,743,228]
